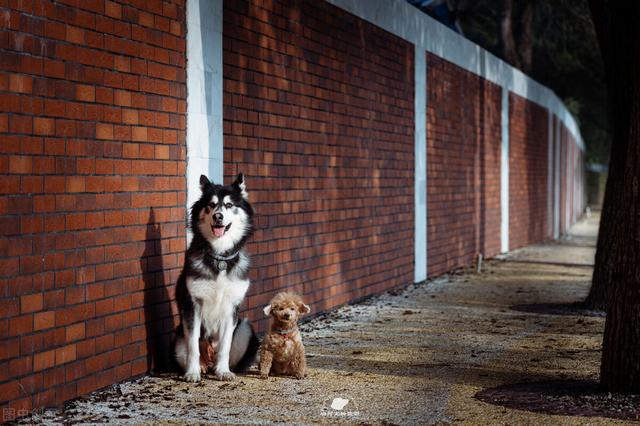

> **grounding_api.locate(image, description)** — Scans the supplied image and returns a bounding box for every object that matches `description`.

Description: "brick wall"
[508,93,549,250]
[0,0,585,420]
[568,134,576,225]
[550,115,558,238]
[0,0,186,418]
[222,0,415,330]
[426,53,502,277]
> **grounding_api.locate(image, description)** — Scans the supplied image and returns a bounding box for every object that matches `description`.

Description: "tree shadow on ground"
[476,380,640,421]
[510,302,605,318]
[307,354,562,388]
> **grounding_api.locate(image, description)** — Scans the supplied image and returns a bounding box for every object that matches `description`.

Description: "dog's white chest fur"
[274,338,297,361]
[187,272,249,338]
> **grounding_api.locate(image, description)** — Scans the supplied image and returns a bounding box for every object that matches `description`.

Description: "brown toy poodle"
[259,292,310,379]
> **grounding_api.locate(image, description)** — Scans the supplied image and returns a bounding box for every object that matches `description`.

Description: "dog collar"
[210,251,239,271]
[273,327,296,336]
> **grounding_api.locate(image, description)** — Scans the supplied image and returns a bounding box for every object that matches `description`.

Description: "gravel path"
[15,213,635,425]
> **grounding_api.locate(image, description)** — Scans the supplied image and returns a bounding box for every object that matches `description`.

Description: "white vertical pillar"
[500,88,509,253]
[572,144,576,223]
[554,119,561,238]
[186,0,224,242]
[565,136,571,230]
[414,46,427,283]
[547,110,553,238]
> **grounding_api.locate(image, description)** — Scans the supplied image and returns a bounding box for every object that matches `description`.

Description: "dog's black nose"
[213,212,223,223]
[283,313,291,319]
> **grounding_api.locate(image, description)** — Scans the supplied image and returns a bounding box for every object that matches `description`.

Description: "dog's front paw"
[183,370,201,383]
[215,370,236,381]
[259,373,269,380]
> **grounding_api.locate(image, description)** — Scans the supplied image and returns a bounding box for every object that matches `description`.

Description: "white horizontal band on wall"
[325,0,584,150]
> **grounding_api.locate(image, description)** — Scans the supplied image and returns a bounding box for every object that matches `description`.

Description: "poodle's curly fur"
[259,292,310,379]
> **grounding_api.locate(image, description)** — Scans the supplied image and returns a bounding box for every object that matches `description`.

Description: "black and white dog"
[174,173,259,382]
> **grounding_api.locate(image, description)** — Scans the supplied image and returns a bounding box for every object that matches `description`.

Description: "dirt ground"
[16,213,635,425]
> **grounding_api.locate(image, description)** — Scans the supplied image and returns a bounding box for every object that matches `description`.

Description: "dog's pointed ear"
[232,173,248,199]
[263,304,272,316]
[200,175,212,191]
[298,303,311,314]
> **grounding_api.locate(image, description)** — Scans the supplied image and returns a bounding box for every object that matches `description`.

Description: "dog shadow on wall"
[141,208,173,373]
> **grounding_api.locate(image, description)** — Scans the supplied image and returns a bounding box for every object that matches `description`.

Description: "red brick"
[21,175,43,193]
[34,311,55,331]
[105,1,122,19]
[65,322,85,342]
[114,56,130,72]
[76,84,95,102]
[122,109,138,124]
[21,293,43,313]
[9,155,32,174]
[155,145,169,159]
[66,176,85,193]
[9,314,32,336]
[20,215,43,234]
[114,90,131,106]
[33,349,55,372]
[96,87,114,104]
[0,114,8,132]
[66,26,85,44]
[10,115,33,134]
[131,126,147,142]
[33,117,55,135]
[9,74,32,93]
[55,344,76,365]
[96,123,114,139]
[9,355,32,377]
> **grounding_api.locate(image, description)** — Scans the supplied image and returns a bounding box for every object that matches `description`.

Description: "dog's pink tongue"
[213,226,225,237]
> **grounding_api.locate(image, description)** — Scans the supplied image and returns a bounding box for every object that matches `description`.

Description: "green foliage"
[456,0,610,164]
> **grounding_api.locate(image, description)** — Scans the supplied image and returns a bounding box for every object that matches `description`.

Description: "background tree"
[587,0,640,391]
[408,0,609,166]
[497,0,534,73]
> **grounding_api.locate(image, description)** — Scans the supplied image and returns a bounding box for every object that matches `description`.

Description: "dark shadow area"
[505,259,595,268]
[510,302,605,317]
[307,353,562,387]
[142,208,175,373]
[476,380,640,421]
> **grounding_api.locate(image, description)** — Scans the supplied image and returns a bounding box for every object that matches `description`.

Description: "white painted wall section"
[414,46,427,283]
[554,119,561,239]
[547,110,554,238]
[565,139,572,230]
[186,0,224,241]
[500,88,510,253]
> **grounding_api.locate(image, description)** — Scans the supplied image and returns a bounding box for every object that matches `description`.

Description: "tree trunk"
[499,0,521,69]
[589,0,640,392]
[583,167,616,310]
[449,0,471,37]
[518,1,534,74]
